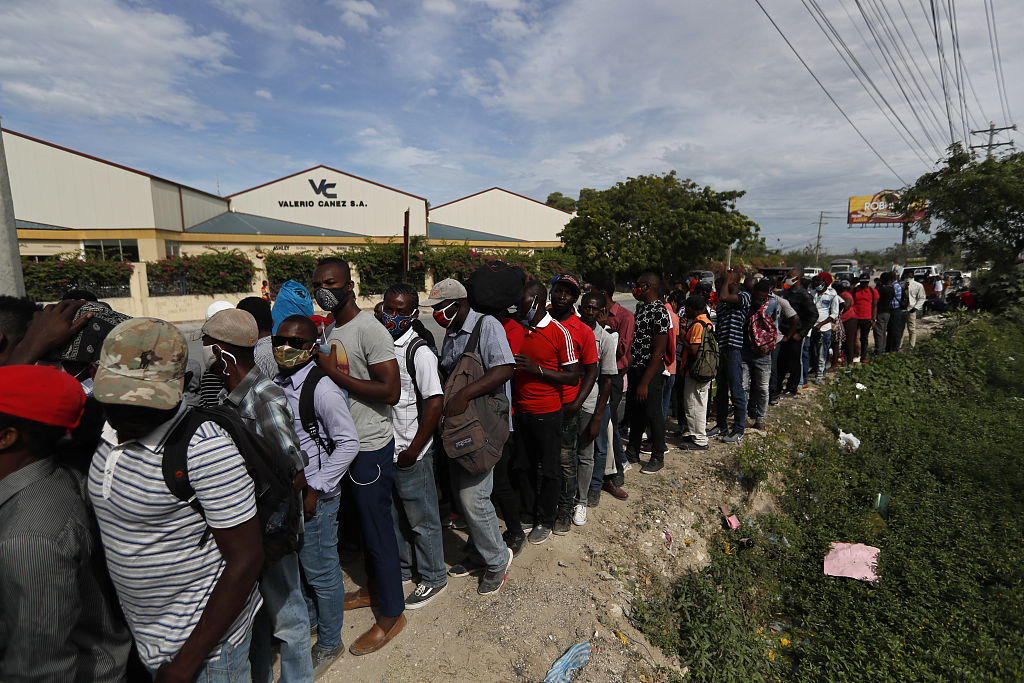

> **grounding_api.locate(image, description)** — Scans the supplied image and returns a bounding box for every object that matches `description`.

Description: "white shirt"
[392,328,444,461]
[905,279,927,311]
[813,286,842,333]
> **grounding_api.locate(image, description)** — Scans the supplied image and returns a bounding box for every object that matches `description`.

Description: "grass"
[633,308,1024,682]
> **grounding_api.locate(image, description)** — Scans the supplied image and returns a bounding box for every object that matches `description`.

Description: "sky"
[1,0,1021,255]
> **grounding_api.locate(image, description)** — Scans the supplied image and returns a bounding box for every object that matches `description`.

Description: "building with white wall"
[429,187,572,245]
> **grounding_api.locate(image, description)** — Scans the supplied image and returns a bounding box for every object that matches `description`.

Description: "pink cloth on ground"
[823,542,880,583]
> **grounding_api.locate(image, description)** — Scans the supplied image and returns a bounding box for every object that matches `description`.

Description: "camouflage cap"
[93,318,188,410]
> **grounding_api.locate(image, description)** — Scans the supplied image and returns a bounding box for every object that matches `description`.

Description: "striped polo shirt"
[715,290,751,349]
[88,402,262,668]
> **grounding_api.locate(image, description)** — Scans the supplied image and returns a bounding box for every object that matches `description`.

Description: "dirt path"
[319,403,799,683]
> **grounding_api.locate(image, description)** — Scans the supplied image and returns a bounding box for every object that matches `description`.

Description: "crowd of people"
[0,261,934,682]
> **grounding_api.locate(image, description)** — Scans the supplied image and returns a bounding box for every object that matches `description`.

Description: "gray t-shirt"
[325,310,396,451]
[582,323,618,415]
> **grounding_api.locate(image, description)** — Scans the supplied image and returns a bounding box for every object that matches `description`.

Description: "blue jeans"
[717,348,747,435]
[450,462,507,572]
[392,451,447,588]
[558,408,587,515]
[147,631,252,682]
[298,495,345,650]
[250,552,314,683]
[661,374,676,421]
[814,330,833,379]
[351,439,404,619]
[742,349,772,424]
[799,336,811,387]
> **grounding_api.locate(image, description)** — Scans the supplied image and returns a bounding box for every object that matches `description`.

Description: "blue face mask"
[380,311,415,338]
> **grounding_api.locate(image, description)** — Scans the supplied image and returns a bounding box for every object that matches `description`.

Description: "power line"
[984,0,1013,127]
[930,0,956,145]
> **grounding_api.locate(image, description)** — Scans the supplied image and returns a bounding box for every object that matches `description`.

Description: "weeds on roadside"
[634,308,1024,682]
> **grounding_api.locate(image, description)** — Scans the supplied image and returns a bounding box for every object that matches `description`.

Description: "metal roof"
[16,220,69,230]
[426,222,524,242]
[186,212,363,237]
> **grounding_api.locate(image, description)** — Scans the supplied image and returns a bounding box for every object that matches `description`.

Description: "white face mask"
[213,344,236,377]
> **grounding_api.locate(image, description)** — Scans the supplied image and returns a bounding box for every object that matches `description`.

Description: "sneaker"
[503,530,527,557]
[448,557,486,577]
[572,503,587,526]
[520,521,534,534]
[768,397,780,406]
[478,548,514,595]
[706,425,723,437]
[622,461,633,473]
[553,511,572,535]
[311,642,345,678]
[781,391,798,399]
[640,441,653,454]
[640,458,664,474]
[681,440,709,451]
[447,513,468,530]
[587,489,601,507]
[405,583,447,610]
[721,431,744,443]
[528,524,551,545]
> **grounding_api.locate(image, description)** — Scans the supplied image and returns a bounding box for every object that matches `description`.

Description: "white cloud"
[331,0,381,31]
[215,0,345,50]
[254,89,273,100]
[0,0,233,127]
[380,25,400,38]
[423,0,458,15]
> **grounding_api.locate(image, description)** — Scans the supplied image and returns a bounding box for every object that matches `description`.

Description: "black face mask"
[314,286,351,311]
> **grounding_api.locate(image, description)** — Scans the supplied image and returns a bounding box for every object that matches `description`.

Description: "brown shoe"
[349,614,407,656]
[602,480,628,500]
[344,589,379,610]
[751,423,766,431]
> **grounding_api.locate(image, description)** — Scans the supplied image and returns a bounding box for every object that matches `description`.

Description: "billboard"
[847,191,925,224]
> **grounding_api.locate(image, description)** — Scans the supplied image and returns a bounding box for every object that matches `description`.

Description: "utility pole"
[0,123,25,297]
[814,211,824,266]
[970,122,1017,158]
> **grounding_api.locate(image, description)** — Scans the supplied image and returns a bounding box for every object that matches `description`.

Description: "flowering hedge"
[147,249,256,296]
[21,253,134,301]
[264,251,320,293]
[348,237,427,296]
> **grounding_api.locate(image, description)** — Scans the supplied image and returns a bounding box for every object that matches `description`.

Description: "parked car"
[685,270,715,287]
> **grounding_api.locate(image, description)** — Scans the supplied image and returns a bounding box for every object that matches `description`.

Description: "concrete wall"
[430,188,572,242]
[79,260,430,323]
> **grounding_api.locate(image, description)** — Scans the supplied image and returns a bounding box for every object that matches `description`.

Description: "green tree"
[545,191,577,212]
[899,144,1024,268]
[559,171,759,281]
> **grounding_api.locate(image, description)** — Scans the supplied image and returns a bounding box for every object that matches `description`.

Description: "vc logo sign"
[308,179,336,199]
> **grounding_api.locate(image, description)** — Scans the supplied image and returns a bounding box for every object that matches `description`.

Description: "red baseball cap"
[0,365,86,431]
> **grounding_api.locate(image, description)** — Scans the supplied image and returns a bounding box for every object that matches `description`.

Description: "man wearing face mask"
[776,268,818,397]
[89,318,265,683]
[511,281,579,546]
[374,284,448,609]
[310,258,406,654]
[272,315,359,677]
[427,279,516,592]
[200,309,313,683]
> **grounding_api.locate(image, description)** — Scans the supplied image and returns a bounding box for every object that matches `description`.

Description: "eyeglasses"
[272,336,314,349]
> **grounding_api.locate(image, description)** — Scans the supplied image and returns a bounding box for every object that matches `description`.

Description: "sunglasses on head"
[272,335,314,349]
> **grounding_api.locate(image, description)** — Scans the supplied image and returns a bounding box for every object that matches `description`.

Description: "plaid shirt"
[223,366,306,470]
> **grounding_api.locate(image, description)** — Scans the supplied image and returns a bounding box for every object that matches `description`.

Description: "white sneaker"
[572,503,587,526]
[622,461,633,473]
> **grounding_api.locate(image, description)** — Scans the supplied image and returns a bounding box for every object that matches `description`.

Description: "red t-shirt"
[555,313,598,405]
[840,292,856,322]
[513,314,578,414]
[852,286,878,319]
[501,316,525,356]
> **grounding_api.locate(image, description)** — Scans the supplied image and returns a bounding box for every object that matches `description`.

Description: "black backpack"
[298,366,335,464]
[162,405,303,572]
[689,319,721,383]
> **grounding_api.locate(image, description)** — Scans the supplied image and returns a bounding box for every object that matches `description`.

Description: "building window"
[83,239,139,262]
[165,241,181,258]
